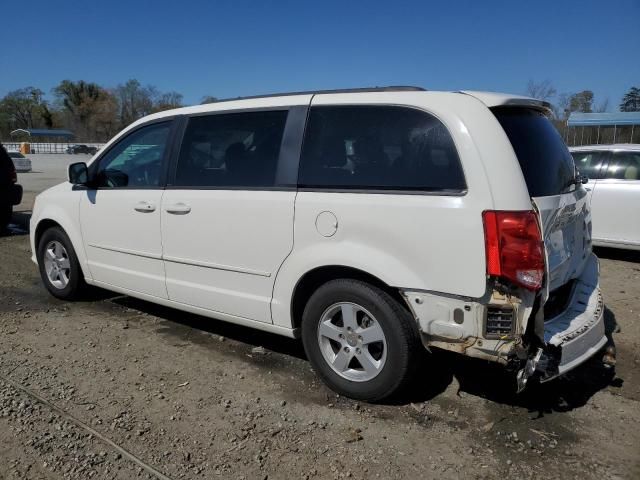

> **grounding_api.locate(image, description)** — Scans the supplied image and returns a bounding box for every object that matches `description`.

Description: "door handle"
[165,203,191,215]
[134,201,156,213]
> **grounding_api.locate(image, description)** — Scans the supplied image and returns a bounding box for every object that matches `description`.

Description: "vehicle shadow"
[402,306,620,415]
[110,294,620,413]
[0,210,31,236]
[109,296,306,360]
[594,246,640,263]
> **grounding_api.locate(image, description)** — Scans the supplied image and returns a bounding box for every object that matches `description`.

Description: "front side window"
[602,152,640,180]
[298,106,466,191]
[96,122,171,188]
[174,110,288,187]
[571,151,608,180]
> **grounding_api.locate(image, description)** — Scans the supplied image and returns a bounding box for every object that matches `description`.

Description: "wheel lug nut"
[356,348,361,355]
[343,346,350,353]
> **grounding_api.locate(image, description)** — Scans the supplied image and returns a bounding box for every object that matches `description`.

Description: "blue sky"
[1,0,638,110]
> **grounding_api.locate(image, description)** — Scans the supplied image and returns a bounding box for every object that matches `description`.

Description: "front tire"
[37,227,87,300]
[301,279,420,402]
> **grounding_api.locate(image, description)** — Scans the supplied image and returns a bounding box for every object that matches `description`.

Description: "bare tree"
[115,79,156,128]
[553,92,571,120]
[595,98,609,113]
[153,91,184,112]
[526,79,557,103]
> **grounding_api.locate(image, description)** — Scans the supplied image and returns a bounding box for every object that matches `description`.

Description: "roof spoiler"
[458,91,552,113]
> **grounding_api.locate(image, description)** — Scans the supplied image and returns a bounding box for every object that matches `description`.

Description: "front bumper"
[537,253,606,381]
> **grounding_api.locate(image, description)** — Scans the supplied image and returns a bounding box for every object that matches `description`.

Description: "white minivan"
[30,87,607,401]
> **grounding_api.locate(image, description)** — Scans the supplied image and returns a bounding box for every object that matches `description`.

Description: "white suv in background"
[30,87,607,401]
[571,144,640,250]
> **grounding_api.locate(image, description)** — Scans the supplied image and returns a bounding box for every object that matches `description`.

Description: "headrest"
[322,137,346,168]
[225,142,247,173]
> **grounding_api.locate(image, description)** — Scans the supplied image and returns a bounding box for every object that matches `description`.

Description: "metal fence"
[564,125,638,147]
[1,142,105,154]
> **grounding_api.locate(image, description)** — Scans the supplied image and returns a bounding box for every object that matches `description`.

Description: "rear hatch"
[492,108,592,297]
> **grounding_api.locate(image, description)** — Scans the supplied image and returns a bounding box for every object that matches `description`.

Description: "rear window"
[493,108,575,197]
[8,152,25,159]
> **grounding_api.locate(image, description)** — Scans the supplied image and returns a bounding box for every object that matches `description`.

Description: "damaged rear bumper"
[531,253,606,384]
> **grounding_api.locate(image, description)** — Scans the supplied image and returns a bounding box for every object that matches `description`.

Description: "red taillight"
[482,210,544,291]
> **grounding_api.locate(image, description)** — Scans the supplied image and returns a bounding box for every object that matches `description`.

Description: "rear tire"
[301,279,420,402]
[37,227,87,300]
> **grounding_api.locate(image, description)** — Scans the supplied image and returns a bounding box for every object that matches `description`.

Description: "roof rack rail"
[212,86,426,103]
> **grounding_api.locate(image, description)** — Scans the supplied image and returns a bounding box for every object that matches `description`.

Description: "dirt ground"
[0,156,639,479]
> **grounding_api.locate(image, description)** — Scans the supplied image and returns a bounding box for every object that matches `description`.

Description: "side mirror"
[68,162,89,185]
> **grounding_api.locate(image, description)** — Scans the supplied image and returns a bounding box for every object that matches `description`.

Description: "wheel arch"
[34,218,64,251]
[289,265,412,332]
[32,210,91,282]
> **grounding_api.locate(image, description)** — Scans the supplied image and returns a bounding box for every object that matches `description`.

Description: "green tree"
[53,80,119,141]
[568,90,594,113]
[619,86,640,112]
[0,87,48,130]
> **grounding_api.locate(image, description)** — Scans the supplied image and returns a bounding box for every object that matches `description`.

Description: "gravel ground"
[0,155,638,479]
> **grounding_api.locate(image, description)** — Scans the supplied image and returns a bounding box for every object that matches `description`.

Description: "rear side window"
[493,108,575,197]
[174,110,288,188]
[571,151,608,180]
[602,152,640,180]
[298,106,466,192]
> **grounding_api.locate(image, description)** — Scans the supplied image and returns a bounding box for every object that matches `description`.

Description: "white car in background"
[7,151,32,173]
[571,144,640,251]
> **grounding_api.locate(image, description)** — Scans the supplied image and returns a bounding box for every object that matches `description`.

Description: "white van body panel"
[79,189,168,299]
[271,91,535,328]
[161,189,296,323]
[29,183,90,278]
[29,89,607,390]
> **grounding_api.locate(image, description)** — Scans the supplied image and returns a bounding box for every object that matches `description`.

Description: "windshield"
[492,107,575,197]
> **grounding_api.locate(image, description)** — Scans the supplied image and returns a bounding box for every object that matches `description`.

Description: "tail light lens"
[482,210,544,291]
[10,165,17,183]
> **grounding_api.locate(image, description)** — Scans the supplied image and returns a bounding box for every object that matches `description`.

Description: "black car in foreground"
[66,144,98,155]
[0,144,23,230]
